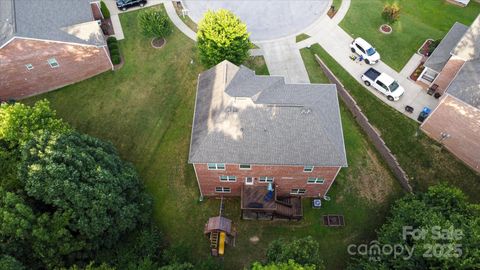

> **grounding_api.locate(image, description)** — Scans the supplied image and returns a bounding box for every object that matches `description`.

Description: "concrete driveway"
[298,16,439,121]
[183,0,330,42]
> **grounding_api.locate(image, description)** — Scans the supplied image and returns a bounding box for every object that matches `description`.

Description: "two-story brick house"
[0,0,112,100]
[188,61,347,219]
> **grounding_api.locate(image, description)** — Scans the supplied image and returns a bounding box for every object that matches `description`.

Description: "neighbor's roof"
[188,61,347,167]
[447,60,480,109]
[0,0,104,48]
[452,14,480,61]
[423,22,469,72]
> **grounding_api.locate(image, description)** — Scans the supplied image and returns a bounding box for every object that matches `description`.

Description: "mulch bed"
[410,62,425,81]
[151,37,166,49]
[379,24,392,34]
[418,39,435,56]
[327,6,338,18]
[101,18,115,36]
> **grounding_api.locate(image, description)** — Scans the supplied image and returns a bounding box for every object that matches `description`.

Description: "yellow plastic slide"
[218,232,226,255]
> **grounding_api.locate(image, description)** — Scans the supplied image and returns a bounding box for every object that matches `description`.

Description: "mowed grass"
[301,44,480,202]
[27,5,402,269]
[340,0,480,71]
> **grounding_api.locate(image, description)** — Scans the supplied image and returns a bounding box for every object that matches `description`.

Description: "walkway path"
[331,0,351,25]
[164,1,197,41]
[110,15,125,40]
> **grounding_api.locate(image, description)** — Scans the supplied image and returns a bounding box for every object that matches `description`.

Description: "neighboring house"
[421,15,480,173]
[188,60,347,219]
[0,0,112,100]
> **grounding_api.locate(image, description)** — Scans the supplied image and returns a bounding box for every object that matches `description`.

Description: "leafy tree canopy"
[0,255,26,270]
[19,131,151,247]
[266,236,325,270]
[197,9,251,67]
[0,100,70,148]
[349,185,480,269]
[252,260,315,270]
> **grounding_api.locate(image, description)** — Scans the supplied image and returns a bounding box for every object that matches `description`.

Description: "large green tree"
[266,236,325,270]
[19,131,151,248]
[197,9,251,67]
[0,100,70,190]
[252,260,315,270]
[349,185,480,269]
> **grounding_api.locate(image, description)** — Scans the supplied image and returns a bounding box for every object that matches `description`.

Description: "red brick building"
[420,15,480,173]
[0,0,112,100]
[189,61,347,219]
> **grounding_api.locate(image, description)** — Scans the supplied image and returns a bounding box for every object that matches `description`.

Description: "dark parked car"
[116,0,147,11]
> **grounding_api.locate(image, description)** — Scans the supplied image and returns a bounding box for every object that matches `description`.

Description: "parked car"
[116,0,146,11]
[349,37,381,65]
[361,68,404,101]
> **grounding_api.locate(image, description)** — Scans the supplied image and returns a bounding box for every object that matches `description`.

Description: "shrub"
[428,39,442,55]
[111,55,121,65]
[138,9,172,38]
[100,1,111,19]
[382,2,401,24]
[108,43,119,51]
[197,9,251,67]
[266,236,325,269]
[109,48,119,56]
[107,36,117,45]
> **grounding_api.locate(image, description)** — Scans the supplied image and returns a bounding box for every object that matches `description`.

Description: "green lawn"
[295,33,311,43]
[301,44,480,202]
[25,5,404,270]
[243,56,269,75]
[340,0,480,71]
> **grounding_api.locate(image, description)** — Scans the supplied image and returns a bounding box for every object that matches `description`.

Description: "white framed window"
[220,176,236,182]
[207,163,225,170]
[25,64,34,70]
[304,165,314,172]
[259,176,274,183]
[239,164,251,170]
[215,187,231,193]
[245,177,254,185]
[307,177,325,184]
[290,188,306,195]
[47,58,59,68]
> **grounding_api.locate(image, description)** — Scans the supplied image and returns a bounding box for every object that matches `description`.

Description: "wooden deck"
[241,185,276,210]
[241,185,303,220]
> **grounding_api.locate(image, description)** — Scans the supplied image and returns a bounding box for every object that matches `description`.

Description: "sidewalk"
[164,1,197,41]
[331,0,351,24]
[110,15,124,40]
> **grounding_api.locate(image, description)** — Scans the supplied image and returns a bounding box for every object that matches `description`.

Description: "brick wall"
[421,94,480,173]
[0,38,112,100]
[194,163,341,197]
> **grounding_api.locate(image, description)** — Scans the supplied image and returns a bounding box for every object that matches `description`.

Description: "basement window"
[25,64,34,70]
[291,188,306,195]
[48,58,59,68]
[215,187,231,193]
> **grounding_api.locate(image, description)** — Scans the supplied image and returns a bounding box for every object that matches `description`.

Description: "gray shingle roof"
[188,61,348,167]
[452,14,480,61]
[447,60,480,109]
[0,0,104,48]
[423,22,468,72]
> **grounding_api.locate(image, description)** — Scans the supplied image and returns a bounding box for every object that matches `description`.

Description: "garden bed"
[409,62,425,81]
[151,37,166,48]
[379,24,392,34]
